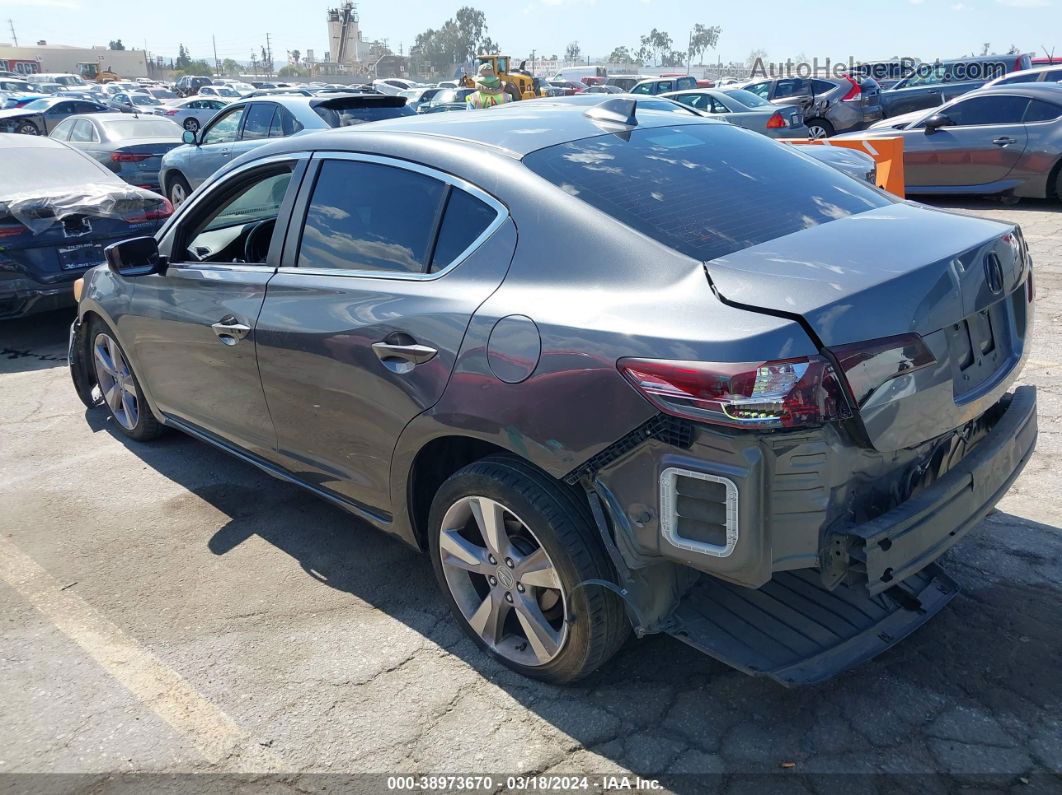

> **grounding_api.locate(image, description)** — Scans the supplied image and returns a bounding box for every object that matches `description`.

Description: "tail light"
[618,356,849,429]
[112,152,152,162]
[0,222,27,239]
[126,198,173,224]
[829,333,935,407]
[766,112,786,129]
[841,75,862,101]
[1013,56,1024,72]
[164,109,178,116]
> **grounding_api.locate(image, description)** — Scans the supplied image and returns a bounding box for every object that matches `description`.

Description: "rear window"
[723,89,770,108]
[0,147,111,194]
[523,123,892,262]
[313,100,414,127]
[103,119,182,140]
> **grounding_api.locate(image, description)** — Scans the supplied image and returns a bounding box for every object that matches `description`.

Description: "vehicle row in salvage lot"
[54,99,1040,685]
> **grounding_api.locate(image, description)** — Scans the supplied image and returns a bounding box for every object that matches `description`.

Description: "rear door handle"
[372,342,438,366]
[211,316,251,345]
[993,137,1017,146]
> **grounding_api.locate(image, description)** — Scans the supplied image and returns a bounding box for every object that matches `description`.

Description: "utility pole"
[687,29,692,75]
[212,35,220,76]
[265,32,273,77]
[250,50,258,77]
[7,19,18,47]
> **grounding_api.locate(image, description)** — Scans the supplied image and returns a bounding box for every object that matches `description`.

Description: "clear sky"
[1,0,1058,67]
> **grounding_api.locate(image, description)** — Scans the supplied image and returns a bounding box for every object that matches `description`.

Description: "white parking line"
[0,535,286,772]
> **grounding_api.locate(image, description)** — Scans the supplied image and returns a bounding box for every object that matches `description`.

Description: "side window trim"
[157,153,311,270]
[279,151,509,282]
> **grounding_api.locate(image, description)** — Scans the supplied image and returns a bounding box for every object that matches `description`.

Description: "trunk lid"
[706,203,1031,450]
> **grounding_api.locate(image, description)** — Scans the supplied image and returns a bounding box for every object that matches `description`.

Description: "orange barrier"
[781,136,905,198]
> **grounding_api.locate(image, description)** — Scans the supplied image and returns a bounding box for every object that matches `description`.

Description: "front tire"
[88,318,164,442]
[16,121,39,135]
[428,456,629,684]
[167,173,192,208]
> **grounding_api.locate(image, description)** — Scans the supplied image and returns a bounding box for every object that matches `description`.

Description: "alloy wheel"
[438,496,568,667]
[17,122,38,135]
[92,333,139,430]
[183,118,199,132]
[807,124,829,139]
[169,181,187,207]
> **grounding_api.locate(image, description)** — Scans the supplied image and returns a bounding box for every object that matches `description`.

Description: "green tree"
[176,59,212,77]
[688,23,720,65]
[278,64,308,78]
[746,48,768,73]
[220,58,241,76]
[290,49,301,65]
[640,29,672,66]
[175,44,191,70]
[565,41,581,62]
[480,36,499,54]
[454,6,488,61]
[608,46,634,64]
[109,39,125,51]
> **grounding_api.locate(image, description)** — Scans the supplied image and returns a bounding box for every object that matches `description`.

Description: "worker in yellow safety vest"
[466,62,512,110]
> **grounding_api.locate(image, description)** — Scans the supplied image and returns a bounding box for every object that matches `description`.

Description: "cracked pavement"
[1,197,1060,792]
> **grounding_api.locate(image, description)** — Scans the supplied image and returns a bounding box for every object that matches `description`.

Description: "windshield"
[103,119,182,140]
[215,87,239,97]
[21,99,53,110]
[524,123,892,262]
[55,75,85,86]
[131,95,162,106]
[0,80,32,92]
[723,89,771,108]
[313,102,415,127]
[0,148,109,194]
[150,89,177,99]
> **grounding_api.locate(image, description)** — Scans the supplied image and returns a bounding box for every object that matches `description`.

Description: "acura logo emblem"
[984,253,1005,295]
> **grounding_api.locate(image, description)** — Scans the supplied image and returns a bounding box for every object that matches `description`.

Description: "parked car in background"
[420,88,476,112]
[26,73,89,88]
[984,65,1062,88]
[631,76,699,95]
[0,96,108,135]
[160,94,414,205]
[437,80,459,89]
[158,96,230,133]
[399,86,444,111]
[663,88,810,138]
[373,78,417,95]
[548,80,587,96]
[244,87,315,98]
[108,92,167,115]
[198,85,243,100]
[0,134,171,319]
[71,100,1035,687]
[49,113,184,191]
[585,85,623,94]
[880,54,1034,117]
[845,83,1062,201]
[0,78,35,95]
[793,144,877,184]
[174,76,214,98]
[849,59,920,90]
[145,87,178,101]
[738,75,882,138]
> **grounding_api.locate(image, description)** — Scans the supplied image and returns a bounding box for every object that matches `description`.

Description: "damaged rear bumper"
[839,385,1037,595]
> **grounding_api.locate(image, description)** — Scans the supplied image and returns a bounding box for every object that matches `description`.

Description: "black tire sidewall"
[428,458,621,683]
[807,118,834,138]
[168,174,191,206]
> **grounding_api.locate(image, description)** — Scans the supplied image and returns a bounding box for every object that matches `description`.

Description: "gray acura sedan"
[69,99,1036,686]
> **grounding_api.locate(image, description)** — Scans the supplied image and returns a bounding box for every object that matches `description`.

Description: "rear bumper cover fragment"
[846,385,1037,595]
[668,563,957,686]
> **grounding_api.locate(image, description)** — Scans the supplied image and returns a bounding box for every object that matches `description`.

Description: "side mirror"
[181,129,197,145]
[105,236,165,277]
[924,114,953,133]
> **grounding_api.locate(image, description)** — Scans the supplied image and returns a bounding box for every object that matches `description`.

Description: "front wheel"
[16,121,39,135]
[167,173,192,208]
[428,456,629,684]
[88,318,164,441]
[805,118,835,139]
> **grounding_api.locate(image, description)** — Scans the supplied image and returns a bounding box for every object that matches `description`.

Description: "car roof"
[289,97,723,158]
[974,83,1062,99]
[0,132,67,149]
[992,65,1062,79]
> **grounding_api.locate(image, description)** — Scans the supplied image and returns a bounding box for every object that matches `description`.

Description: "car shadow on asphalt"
[89,413,1062,786]
[0,308,76,375]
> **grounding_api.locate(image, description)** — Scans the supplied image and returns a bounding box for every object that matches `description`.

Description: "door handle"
[372,342,438,365]
[211,316,251,346]
[993,137,1017,146]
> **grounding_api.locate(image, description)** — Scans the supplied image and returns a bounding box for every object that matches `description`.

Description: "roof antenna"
[584,97,638,128]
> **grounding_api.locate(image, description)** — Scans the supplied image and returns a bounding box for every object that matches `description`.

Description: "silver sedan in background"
[158,96,230,133]
[663,87,810,138]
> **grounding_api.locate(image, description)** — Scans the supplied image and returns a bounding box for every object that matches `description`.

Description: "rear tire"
[806,118,835,139]
[16,121,39,135]
[87,317,164,442]
[168,173,192,208]
[183,117,200,133]
[428,455,630,684]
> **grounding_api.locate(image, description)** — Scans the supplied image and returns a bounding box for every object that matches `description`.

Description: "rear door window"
[241,102,276,140]
[298,159,446,273]
[429,189,498,272]
[943,95,1029,126]
[523,123,892,263]
[1024,99,1062,122]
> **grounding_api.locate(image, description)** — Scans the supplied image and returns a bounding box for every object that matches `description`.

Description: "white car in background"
[198,85,243,100]
[158,95,230,133]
